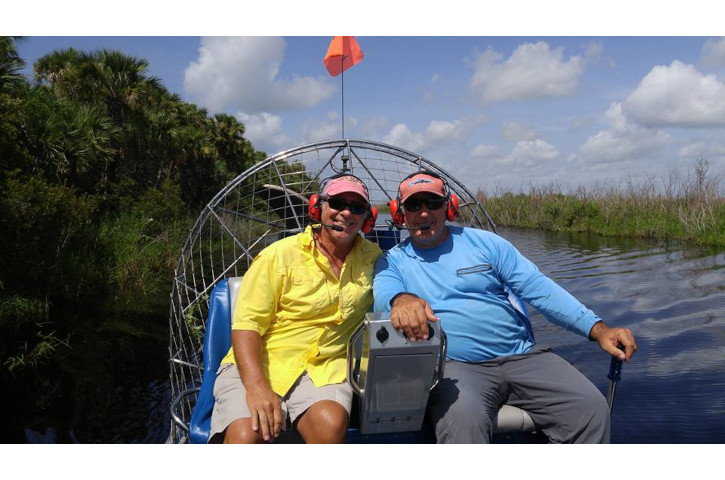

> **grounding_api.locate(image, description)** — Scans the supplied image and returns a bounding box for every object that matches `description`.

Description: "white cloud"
[463,138,564,192]
[582,41,604,64]
[383,117,481,152]
[235,112,289,154]
[184,37,335,114]
[508,139,560,167]
[501,121,538,141]
[470,144,501,158]
[622,60,725,127]
[678,141,725,161]
[702,37,725,67]
[470,41,589,103]
[384,124,426,152]
[576,102,671,165]
[300,112,358,144]
[362,116,389,138]
[426,119,476,143]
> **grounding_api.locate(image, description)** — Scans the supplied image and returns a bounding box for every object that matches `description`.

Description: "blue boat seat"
[364,228,401,251]
[187,228,536,443]
[188,277,241,444]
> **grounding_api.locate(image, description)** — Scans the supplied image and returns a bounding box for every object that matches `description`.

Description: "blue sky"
[8,5,725,194]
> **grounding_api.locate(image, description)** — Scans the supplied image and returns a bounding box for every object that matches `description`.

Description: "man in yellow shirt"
[209,175,381,443]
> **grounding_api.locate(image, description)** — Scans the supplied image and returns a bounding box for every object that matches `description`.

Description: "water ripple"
[500,228,725,443]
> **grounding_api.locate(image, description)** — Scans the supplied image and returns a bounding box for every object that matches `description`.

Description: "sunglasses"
[325,197,368,215]
[403,197,446,212]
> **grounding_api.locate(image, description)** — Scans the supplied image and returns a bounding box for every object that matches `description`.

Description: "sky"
[7,4,725,195]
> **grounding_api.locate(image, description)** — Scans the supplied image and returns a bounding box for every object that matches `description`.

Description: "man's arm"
[490,233,638,360]
[232,330,283,442]
[389,292,438,342]
[373,254,437,342]
[229,251,282,441]
[588,321,638,361]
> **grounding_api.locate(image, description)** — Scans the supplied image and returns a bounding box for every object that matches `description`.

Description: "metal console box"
[347,312,447,435]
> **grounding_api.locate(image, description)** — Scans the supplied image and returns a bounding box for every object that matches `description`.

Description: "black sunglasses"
[325,197,368,215]
[404,197,446,212]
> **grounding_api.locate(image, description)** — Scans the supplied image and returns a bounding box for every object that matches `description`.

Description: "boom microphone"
[319,222,344,232]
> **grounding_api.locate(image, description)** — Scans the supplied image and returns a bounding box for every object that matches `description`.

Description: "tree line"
[0,37,266,376]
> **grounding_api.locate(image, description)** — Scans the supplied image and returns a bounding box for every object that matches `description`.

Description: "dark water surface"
[500,227,725,443]
[18,227,725,443]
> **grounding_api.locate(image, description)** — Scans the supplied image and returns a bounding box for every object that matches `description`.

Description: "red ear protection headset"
[389,170,459,227]
[308,174,378,234]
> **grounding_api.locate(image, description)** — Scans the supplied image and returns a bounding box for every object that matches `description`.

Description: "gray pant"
[428,347,610,443]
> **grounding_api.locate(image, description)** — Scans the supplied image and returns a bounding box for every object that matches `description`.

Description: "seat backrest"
[188,277,243,444]
[364,228,401,252]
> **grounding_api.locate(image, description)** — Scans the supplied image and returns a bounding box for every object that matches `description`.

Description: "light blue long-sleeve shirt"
[373,226,600,362]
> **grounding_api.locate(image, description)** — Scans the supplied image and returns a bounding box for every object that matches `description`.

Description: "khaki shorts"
[209,363,353,443]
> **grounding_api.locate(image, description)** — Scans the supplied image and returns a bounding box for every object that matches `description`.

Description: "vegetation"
[480,158,725,247]
[0,36,266,409]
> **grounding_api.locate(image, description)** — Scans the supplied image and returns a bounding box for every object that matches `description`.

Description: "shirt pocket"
[346,267,373,314]
[282,266,331,314]
[455,263,498,294]
[456,263,492,276]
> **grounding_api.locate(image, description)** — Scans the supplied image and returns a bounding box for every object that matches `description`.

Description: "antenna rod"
[341,55,345,138]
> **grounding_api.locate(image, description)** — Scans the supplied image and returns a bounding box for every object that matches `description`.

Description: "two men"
[209,175,380,443]
[373,171,637,443]
[212,170,637,444]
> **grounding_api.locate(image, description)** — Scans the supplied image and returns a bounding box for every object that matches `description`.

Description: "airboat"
[166,139,616,444]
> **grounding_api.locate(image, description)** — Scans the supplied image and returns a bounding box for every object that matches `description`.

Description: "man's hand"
[232,330,283,442]
[245,383,284,442]
[390,293,439,342]
[589,321,638,361]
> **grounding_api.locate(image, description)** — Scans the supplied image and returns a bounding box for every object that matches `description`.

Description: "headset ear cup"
[389,199,405,227]
[308,193,321,222]
[447,194,460,221]
[362,205,378,234]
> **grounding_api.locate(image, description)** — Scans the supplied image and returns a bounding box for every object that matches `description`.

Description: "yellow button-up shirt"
[220,226,381,396]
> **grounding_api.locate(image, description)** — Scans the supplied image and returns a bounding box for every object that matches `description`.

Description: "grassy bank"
[480,159,725,247]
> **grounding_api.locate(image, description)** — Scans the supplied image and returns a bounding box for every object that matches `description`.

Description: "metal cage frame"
[166,139,496,443]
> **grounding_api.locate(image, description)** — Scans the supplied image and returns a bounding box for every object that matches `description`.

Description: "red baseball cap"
[399,173,446,203]
[322,175,370,203]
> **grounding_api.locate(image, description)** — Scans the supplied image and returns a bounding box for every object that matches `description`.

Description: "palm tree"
[22,87,118,189]
[34,48,163,126]
[0,36,27,95]
[33,47,80,86]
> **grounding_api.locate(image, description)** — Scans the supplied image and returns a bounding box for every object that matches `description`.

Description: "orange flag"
[323,36,364,77]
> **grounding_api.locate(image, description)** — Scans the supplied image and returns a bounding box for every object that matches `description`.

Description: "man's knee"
[430,388,496,443]
[297,401,348,443]
[582,393,611,443]
[551,388,610,444]
[223,418,266,444]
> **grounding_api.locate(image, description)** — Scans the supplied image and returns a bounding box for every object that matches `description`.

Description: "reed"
[479,159,725,246]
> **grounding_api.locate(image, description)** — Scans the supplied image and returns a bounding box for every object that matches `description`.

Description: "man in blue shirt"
[373,171,638,443]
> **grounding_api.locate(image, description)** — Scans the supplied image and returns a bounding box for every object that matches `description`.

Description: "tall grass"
[480,159,725,246]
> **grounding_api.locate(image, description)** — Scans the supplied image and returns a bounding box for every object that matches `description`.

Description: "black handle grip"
[607,343,624,382]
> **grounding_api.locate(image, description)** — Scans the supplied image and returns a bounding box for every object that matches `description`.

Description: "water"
[16,227,725,443]
[500,227,725,443]
[9,309,172,443]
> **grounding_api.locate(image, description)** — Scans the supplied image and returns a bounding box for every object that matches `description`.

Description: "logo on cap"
[408,178,434,187]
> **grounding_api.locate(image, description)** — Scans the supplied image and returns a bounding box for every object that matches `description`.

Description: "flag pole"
[341,54,346,139]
